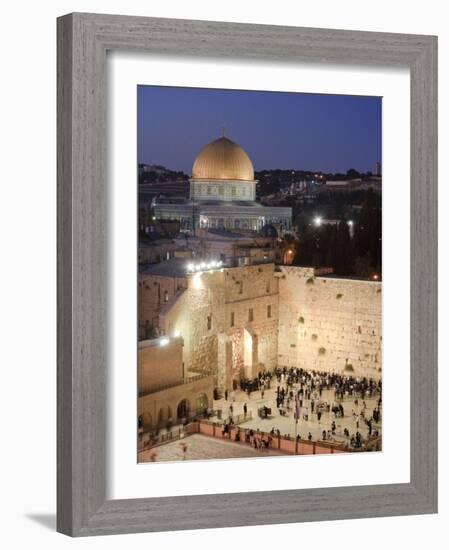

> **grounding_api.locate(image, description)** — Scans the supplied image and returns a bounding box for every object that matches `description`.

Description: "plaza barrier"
[138,422,198,450]
[139,418,370,455]
[195,420,350,455]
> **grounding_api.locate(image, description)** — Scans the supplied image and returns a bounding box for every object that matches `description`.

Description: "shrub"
[306,277,315,285]
[298,316,305,324]
[336,293,343,299]
[318,347,326,355]
[311,334,318,341]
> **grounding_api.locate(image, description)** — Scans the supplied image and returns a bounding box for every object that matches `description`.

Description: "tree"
[346,168,361,180]
[325,225,338,268]
[353,255,374,278]
[353,188,382,272]
[334,219,353,275]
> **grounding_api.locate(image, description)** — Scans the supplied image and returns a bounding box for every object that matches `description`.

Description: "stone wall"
[159,264,279,387]
[138,274,187,338]
[138,375,214,429]
[277,267,382,379]
[139,337,184,395]
[144,264,382,391]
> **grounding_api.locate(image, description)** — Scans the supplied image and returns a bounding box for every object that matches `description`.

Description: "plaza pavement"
[213,383,381,443]
[139,433,284,462]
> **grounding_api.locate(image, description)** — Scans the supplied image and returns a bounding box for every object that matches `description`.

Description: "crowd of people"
[141,366,382,457]
[228,366,382,450]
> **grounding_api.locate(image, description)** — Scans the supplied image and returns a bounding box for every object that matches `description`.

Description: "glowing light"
[173,330,181,338]
[287,249,293,255]
[192,271,203,289]
[347,220,354,226]
[313,216,322,227]
[159,337,169,346]
[186,260,224,273]
[372,274,379,281]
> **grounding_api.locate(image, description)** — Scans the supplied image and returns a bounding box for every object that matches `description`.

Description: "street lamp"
[313,216,322,227]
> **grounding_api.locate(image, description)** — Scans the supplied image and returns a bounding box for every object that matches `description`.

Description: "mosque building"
[153,135,292,233]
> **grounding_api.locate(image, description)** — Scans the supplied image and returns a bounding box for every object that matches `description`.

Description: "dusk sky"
[138,86,381,174]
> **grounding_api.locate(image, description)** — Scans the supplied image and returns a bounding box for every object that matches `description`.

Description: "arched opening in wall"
[139,412,153,431]
[177,399,190,420]
[157,405,172,426]
[196,393,208,412]
[243,328,253,378]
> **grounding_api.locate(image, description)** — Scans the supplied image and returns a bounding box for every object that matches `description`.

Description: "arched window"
[177,399,190,419]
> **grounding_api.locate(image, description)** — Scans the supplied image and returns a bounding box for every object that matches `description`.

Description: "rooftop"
[139,258,189,278]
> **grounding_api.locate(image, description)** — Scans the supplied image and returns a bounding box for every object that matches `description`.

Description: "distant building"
[174,228,276,267]
[138,238,178,265]
[153,136,292,233]
[138,233,278,338]
[326,180,352,187]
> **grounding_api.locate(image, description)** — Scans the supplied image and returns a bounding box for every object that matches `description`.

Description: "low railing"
[139,423,198,450]
[138,415,359,455]
[196,422,352,455]
[138,410,253,451]
[211,411,253,425]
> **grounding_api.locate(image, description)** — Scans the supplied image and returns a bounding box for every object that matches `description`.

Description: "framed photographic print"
[57,13,438,536]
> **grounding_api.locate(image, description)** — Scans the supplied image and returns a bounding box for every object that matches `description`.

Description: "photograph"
[137,85,382,463]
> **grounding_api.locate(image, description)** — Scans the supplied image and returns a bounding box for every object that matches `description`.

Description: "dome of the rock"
[192,136,254,181]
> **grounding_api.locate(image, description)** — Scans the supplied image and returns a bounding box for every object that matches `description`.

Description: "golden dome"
[191,136,254,181]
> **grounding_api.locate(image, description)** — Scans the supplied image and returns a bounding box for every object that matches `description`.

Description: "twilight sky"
[138,85,381,174]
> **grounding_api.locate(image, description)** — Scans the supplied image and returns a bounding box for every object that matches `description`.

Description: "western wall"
[159,263,280,383]
[277,266,382,379]
[155,263,381,388]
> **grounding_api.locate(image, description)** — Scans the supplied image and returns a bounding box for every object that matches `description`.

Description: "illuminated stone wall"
[150,264,382,389]
[138,274,187,339]
[138,374,215,429]
[138,337,184,395]
[277,267,382,379]
[159,264,279,385]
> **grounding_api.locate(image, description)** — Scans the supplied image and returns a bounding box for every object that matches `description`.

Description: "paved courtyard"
[212,384,381,444]
[139,433,284,462]
[139,379,381,463]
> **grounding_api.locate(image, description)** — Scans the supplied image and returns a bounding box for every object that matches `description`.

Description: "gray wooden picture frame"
[57,12,438,537]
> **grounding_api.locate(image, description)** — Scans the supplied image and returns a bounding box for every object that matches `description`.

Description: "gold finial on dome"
[191,135,254,182]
